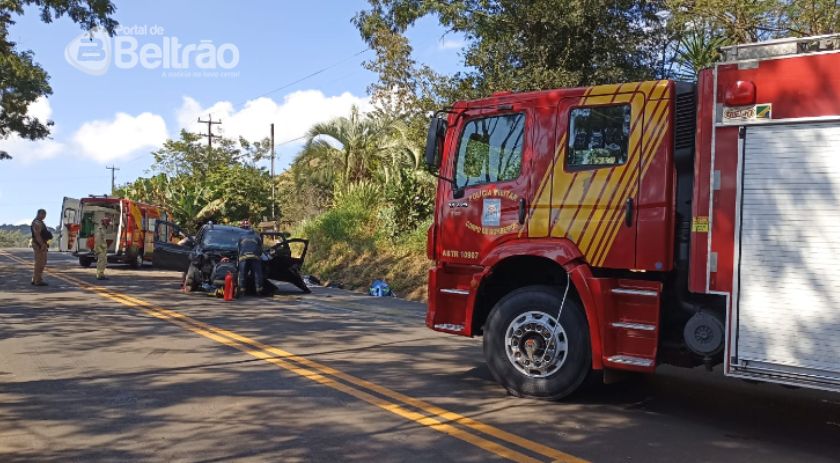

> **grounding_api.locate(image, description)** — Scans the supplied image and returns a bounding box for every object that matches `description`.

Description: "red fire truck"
[424,34,840,399]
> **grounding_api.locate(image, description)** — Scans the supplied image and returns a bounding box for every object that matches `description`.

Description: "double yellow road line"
[1,251,587,463]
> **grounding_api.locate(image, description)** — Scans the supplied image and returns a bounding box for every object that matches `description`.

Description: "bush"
[380,170,435,240]
[298,199,432,301]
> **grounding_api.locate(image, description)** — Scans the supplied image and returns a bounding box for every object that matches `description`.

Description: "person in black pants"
[236,222,263,297]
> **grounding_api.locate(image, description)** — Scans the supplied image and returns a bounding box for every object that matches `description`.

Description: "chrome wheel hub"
[505,311,568,378]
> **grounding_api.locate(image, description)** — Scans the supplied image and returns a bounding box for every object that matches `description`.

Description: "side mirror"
[424,116,445,169]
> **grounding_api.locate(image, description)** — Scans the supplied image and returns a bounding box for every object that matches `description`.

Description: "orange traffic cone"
[223,272,234,301]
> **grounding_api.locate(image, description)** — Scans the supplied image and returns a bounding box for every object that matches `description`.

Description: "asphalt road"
[1,247,838,463]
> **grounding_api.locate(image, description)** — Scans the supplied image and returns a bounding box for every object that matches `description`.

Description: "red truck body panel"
[691,52,840,295]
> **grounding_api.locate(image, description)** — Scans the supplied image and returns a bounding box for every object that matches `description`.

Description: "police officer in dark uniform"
[237,220,263,296]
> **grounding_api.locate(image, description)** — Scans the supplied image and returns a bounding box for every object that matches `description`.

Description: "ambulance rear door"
[114,200,127,254]
[58,197,81,252]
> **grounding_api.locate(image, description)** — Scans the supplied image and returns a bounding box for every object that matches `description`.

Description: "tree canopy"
[354,0,840,108]
[117,131,274,232]
[0,0,117,158]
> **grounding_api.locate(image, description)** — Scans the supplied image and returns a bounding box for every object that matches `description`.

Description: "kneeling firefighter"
[236,221,263,297]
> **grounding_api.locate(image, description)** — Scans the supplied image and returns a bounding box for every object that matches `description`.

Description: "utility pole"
[197,114,222,148]
[106,165,120,195]
[270,123,276,223]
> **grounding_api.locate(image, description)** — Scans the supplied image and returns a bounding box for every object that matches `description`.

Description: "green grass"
[295,198,431,301]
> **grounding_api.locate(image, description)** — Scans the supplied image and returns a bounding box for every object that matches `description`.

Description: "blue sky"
[0,0,465,225]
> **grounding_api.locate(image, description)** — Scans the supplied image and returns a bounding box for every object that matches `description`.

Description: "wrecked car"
[151,221,311,295]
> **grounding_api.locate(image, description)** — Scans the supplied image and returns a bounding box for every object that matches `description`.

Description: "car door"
[58,197,81,252]
[151,220,192,271]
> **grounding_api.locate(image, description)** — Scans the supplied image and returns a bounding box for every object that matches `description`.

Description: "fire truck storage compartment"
[77,202,120,253]
[733,121,840,390]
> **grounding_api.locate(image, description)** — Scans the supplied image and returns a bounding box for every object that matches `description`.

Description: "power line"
[277,135,307,146]
[233,48,370,107]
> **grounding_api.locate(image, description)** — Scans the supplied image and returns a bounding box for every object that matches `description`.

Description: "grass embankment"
[296,200,431,302]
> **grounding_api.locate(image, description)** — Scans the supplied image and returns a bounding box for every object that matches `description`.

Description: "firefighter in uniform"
[236,221,263,297]
[30,209,51,286]
[94,216,111,280]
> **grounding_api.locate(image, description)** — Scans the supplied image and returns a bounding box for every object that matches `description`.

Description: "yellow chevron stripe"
[564,92,640,243]
[592,99,670,266]
[595,122,669,266]
[582,95,667,261]
[650,80,669,100]
[586,83,622,96]
[542,87,603,236]
[526,136,565,237]
[588,94,669,265]
[576,91,646,255]
[549,169,595,236]
[548,84,626,239]
[592,93,671,266]
[576,82,667,261]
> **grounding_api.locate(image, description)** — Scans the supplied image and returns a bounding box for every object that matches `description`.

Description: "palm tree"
[675,30,731,80]
[297,106,418,191]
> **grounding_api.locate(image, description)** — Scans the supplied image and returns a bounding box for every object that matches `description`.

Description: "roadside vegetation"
[0,228,29,248]
[285,107,435,299]
[0,224,57,249]
[112,0,840,300]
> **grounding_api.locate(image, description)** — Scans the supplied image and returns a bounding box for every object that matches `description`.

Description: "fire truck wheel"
[483,285,591,400]
[79,257,93,268]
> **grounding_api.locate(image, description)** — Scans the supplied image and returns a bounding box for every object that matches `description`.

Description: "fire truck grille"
[674,90,696,152]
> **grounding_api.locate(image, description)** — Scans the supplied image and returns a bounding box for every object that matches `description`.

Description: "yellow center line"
[1,251,588,463]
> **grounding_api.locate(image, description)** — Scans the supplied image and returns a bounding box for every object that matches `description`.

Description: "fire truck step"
[606,355,654,368]
[610,322,656,331]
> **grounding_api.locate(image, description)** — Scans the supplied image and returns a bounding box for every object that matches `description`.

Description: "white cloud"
[26,96,53,121]
[0,97,64,163]
[72,112,168,163]
[439,37,466,50]
[1,135,64,162]
[176,90,371,145]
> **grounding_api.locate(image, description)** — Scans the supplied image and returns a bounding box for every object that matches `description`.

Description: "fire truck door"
[436,107,536,263]
[58,197,81,252]
[550,95,643,269]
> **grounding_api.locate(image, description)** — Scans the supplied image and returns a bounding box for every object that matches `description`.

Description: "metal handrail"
[720,33,840,62]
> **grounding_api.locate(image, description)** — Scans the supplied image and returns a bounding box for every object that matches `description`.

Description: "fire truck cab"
[424,34,840,399]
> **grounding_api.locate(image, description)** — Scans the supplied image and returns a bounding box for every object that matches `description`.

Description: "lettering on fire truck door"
[437,106,545,262]
[528,82,668,269]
